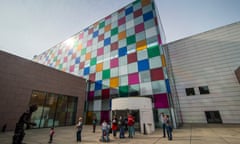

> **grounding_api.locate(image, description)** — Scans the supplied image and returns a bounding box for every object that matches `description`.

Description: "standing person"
[118,116,125,138]
[166,115,173,141]
[127,113,135,138]
[76,117,83,142]
[92,116,97,133]
[111,115,118,137]
[48,127,55,143]
[160,112,167,138]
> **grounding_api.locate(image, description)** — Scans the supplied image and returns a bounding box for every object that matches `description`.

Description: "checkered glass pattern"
[34,0,170,120]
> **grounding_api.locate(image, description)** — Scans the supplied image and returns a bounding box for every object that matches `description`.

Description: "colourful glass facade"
[34,0,170,124]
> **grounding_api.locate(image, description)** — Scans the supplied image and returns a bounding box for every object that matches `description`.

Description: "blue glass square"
[95,80,102,90]
[143,11,153,21]
[93,31,99,38]
[104,37,111,46]
[83,67,90,75]
[68,49,73,55]
[165,79,171,93]
[118,47,127,57]
[138,59,149,71]
[75,57,80,64]
[125,7,133,15]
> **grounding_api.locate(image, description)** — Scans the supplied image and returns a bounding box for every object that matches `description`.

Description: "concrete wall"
[112,97,155,133]
[0,51,86,130]
[164,22,240,123]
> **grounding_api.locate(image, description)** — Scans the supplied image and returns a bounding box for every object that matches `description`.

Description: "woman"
[76,117,83,142]
[112,115,118,137]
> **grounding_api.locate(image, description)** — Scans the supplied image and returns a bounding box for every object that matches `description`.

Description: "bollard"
[143,123,147,135]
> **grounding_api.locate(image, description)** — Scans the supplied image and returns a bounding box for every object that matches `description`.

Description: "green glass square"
[90,57,97,66]
[102,69,110,79]
[58,64,63,70]
[53,56,57,62]
[99,21,105,29]
[81,48,86,55]
[127,35,136,45]
[119,86,128,97]
[147,44,160,58]
[111,27,118,36]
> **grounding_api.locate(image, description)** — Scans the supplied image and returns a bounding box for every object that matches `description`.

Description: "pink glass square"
[110,58,119,68]
[87,39,92,47]
[97,47,104,56]
[70,65,74,72]
[128,72,139,85]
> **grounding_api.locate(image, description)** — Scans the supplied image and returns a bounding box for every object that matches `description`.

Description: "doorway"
[205,111,222,123]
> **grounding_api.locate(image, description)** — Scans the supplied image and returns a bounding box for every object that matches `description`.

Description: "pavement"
[0,124,240,144]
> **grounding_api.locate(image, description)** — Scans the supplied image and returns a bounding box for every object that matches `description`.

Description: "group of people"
[50,112,172,143]
[100,113,135,142]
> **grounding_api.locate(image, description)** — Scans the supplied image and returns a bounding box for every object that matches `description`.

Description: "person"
[92,116,97,133]
[111,115,118,137]
[118,116,125,138]
[48,127,55,143]
[101,120,110,142]
[166,115,173,140]
[160,112,167,138]
[76,117,83,142]
[12,104,38,144]
[127,113,135,138]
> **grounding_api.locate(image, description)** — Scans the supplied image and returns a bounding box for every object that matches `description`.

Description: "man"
[160,112,166,138]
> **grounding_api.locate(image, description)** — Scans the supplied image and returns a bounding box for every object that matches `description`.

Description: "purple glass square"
[135,23,145,33]
[154,93,169,108]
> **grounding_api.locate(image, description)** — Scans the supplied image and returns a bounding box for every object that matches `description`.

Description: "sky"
[0,0,240,60]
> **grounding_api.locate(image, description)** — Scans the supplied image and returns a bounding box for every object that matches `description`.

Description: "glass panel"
[93,100,102,111]
[128,62,138,74]
[120,75,128,86]
[44,93,58,127]
[152,80,167,94]
[30,91,46,128]
[129,84,140,96]
[149,56,162,69]
[55,95,67,126]
[140,70,151,83]
[66,96,78,125]
[140,82,153,95]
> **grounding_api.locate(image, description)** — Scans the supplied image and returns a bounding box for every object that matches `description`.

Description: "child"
[166,115,173,140]
[48,127,55,143]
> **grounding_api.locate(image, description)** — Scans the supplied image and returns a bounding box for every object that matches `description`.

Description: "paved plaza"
[1,124,240,144]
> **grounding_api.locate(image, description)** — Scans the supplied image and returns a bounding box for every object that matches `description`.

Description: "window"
[185,88,195,96]
[199,86,210,94]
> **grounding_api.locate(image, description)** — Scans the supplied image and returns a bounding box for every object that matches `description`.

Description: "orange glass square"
[110,77,119,88]
[136,40,147,51]
[85,52,91,60]
[142,0,151,7]
[104,24,111,32]
[96,63,103,72]
[161,55,166,67]
[118,31,126,40]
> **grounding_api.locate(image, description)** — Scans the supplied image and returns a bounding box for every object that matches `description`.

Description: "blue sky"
[0,0,239,60]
